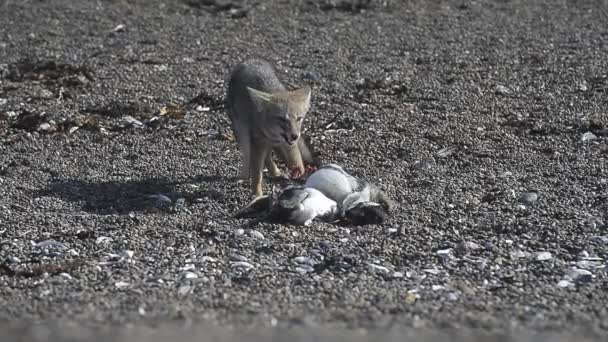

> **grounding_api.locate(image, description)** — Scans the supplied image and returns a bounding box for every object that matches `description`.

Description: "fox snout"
[283,131,300,145]
[288,132,299,144]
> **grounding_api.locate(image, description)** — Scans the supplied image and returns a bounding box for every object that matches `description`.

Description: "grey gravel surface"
[1,0,608,340]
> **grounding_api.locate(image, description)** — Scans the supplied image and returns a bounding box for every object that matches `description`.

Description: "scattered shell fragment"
[231,261,254,270]
[295,264,315,274]
[115,281,130,289]
[581,131,597,142]
[367,263,390,274]
[59,273,72,280]
[123,115,143,127]
[95,236,112,245]
[423,268,441,275]
[112,24,125,32]
[535,251,553,261]
[436,145,458,158]
[292,256,315,266]
[183,272,198,279]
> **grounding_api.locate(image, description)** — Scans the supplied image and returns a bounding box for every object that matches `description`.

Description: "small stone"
[138,307,146,316]
[295,266,312,275]
[581,131,597,142]
[567,268,593,283]
[39,123,52,131]
[292,256,315,266]
[95,236,112,245]
[200,256,216,263]
[392,271,404,278]
[412,158,435,170]
[557,280,573,288]
[230,254,248,262]
[432,285,445,291]
[0,98,7,105]
[235,229,245,237]
[462,241,480,251]
[423,268,441,275]
[535,252,553,261]
[577,250,590,259]
[495,84,510,95]
[510,250,530,259]
[123,115,143,127]
[183,272,198,279]
[7,256,20,263]
[519,192,538,204]
[576,260,601,269]
[121,250,134,259]
[302,70,320,83]
[37,88,54,99]
[195,105,210,112]
[177,285,193,296]
[447,292,459,301]
[436,248,452,260]
[179,264,195,272]
[250,230,265,240]
[115,281,130,289]
[590,235,608,245]
[231,261,254,270]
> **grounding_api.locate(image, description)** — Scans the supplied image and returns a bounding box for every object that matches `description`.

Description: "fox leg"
[265,150,282,177]
[236,129,251,180]
[250,143,269,197]
[285,143,305,176]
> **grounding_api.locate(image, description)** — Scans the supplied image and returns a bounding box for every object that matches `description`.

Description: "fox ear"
[247,87,275,111]
[289,86,311,112]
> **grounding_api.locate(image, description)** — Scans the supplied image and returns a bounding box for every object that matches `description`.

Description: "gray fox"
[226,58,315,197]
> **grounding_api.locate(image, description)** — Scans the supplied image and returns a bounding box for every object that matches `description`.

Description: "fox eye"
[296,116,303,122]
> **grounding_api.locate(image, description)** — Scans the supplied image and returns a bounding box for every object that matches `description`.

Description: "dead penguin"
[305,164,394,216]
[233,184,339,226]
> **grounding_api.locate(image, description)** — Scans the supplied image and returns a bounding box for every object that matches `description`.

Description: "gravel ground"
[1,0,608,339]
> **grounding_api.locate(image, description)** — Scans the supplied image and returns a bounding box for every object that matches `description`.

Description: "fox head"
[247,86,311,146]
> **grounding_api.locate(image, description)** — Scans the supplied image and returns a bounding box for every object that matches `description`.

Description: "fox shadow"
[36,174,226,215]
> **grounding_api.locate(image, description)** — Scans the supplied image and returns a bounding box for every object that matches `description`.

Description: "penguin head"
[343,201,388,226]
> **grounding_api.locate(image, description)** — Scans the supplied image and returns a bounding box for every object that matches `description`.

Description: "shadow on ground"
[36,175,227,215]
